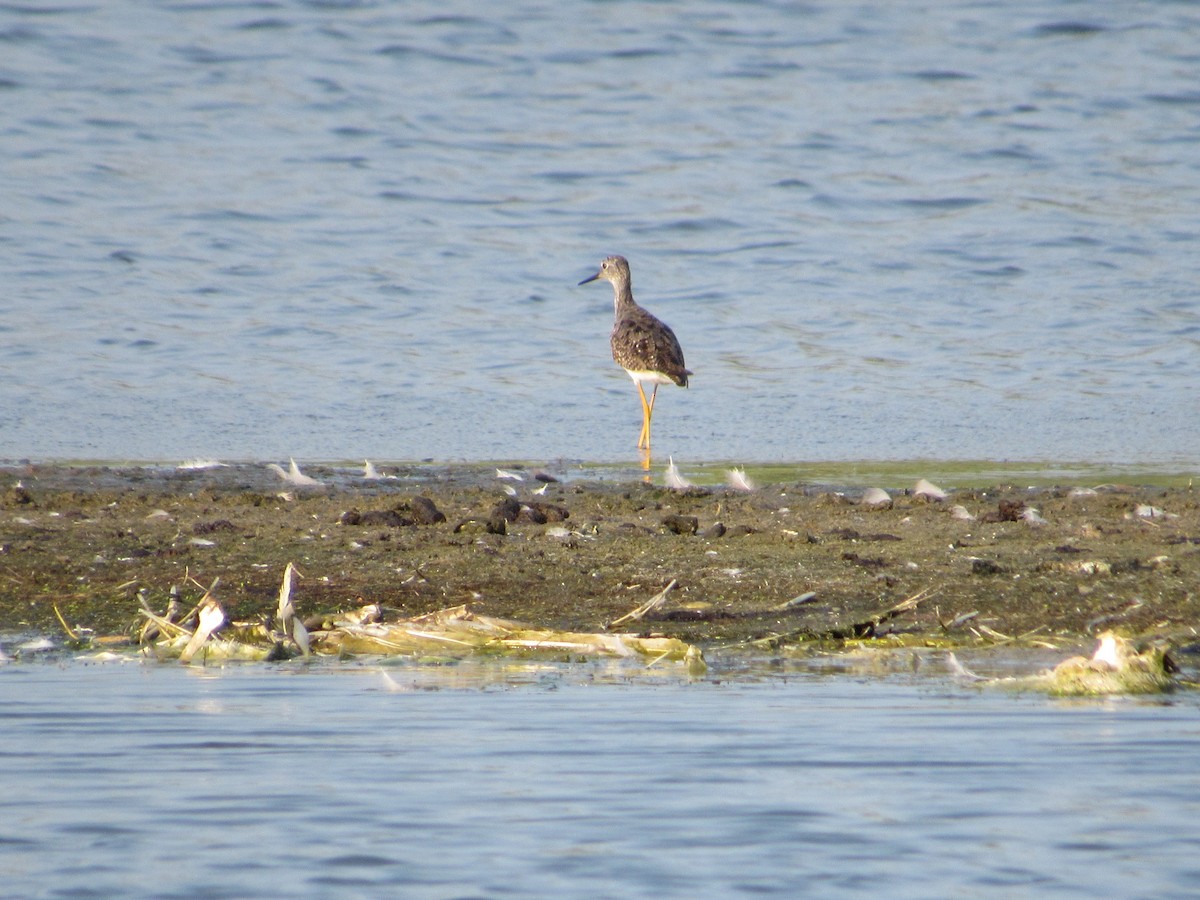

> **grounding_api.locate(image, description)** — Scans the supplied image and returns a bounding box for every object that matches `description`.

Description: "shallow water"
[1,2,1198,465]
[1,658,1199,898]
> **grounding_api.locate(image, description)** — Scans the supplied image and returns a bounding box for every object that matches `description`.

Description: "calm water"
[1,658,1198,898]
[1,1,1197,465]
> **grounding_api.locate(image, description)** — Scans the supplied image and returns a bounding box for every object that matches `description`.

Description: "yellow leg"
[635,383,652,449]
[643,385,659,449]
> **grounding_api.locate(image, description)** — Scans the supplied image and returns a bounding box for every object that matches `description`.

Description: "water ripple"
[0,0,1197,463]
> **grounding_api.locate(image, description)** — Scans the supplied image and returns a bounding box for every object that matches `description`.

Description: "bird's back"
[611,305,690,387]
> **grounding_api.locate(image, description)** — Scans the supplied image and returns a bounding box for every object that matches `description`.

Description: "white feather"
[292,617,310,658]
[1021,506,1048,526]
[913,478,947,501]
[268,458,323,487]
[665,456,692,490]
[861,487,892,508]
[363,460,396,480]
[946,652,984,681]
[1091,633,1123,668]
[180,597,225,664]
[725,468,756,492]
[276,562,298,629]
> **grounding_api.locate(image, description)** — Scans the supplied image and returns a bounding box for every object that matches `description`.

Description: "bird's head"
[578,255,631,286]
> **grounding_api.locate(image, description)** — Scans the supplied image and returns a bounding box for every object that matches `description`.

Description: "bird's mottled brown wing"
[611,307,690,386]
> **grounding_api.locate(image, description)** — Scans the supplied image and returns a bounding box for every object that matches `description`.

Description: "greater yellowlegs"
[579,255,691,450]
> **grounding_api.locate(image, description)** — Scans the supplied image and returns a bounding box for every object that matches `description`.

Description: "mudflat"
[2,462,1197,654]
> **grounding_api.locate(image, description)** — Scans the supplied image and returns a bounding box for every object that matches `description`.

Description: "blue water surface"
[1,2,1198,464]
[1,659,1199,898]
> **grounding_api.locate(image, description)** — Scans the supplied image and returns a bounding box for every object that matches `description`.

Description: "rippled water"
[2,659,1199,897]
[2,2,1198,464]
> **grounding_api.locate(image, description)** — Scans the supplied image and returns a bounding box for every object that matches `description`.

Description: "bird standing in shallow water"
[579,255,691,451]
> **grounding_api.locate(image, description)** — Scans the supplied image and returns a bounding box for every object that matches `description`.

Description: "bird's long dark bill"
[578,272,600,285]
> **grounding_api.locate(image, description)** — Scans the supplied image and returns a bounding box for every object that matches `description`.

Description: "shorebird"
[579,255,691,450]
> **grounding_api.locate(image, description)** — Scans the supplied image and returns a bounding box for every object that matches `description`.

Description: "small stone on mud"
[519,505,548,525]
[490,497,522,523]
[520,502,569,524]
[408,496,446,524]
[981,500,1026,523]
[661,514,699,535]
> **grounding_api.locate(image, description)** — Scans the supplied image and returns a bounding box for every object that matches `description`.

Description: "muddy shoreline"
[2,461,1198,662]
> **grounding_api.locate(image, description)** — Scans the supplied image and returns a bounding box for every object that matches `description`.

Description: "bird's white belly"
[623,368,676,386]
